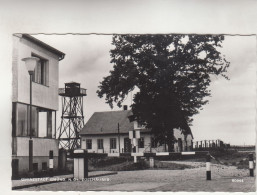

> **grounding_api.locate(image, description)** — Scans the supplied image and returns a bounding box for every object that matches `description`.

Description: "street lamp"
[22,57,39,174]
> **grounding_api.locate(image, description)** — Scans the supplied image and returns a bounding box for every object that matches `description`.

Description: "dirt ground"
[19,161,255,192]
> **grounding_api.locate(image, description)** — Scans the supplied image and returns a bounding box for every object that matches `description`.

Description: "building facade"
[12,34,65,177]
[79,110,193,154]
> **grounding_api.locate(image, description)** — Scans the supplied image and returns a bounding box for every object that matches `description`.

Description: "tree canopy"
[97,34,230,151]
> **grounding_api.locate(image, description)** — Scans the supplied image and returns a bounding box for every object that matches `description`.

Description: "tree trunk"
[184,134,188,151]
[167,129,174,152]
[164,139,167,152]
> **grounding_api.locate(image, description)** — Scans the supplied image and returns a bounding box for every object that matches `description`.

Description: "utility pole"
[118,123,121,153]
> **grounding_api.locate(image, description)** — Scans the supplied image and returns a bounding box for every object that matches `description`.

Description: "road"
[17,162,255,192]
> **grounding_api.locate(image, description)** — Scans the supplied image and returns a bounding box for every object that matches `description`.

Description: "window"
[47,111,52,138]
[15,103,54,138]
[16,103,28,136]
[16,103,38,137]
[151,137,158,148]
[138,137,144,148]
[16,104,38,137]
[110,138,116,149]
[38,108,53,138]
[31,106,39,137]
[33,163,38,172]
[97,139,103,149]
[86,139,92,149]
[42,162,47,171]
[31,54,48,86]
[51,111,56,138]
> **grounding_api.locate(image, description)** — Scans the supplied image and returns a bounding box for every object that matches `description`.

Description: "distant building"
[12,34,65,177]
[79,109,193,153]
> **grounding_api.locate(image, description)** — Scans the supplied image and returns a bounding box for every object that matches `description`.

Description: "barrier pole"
[49,150,53,177]
[149,157,154,168]
[133,144,137,163]
[249,153,254,177]
[134,155,137,163]
[206,153,211,180]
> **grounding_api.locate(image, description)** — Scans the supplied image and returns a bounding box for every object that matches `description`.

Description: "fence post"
[84,150,88,178]
[49,150,53,176]
[134,155,137,163]
[149,157,154,168]
[206,153,211,180]
[249,153,254,177]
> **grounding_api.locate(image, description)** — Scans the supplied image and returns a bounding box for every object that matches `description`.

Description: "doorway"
[124,138,131,153]
[12,159,19,180]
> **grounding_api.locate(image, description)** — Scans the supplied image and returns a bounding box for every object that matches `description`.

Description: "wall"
[15,137,59,157]
[12,137,59,175]
[173,128,193,152]
[81,134,128,153]
[81,133,154,153]
[13,156,58,175]
[12,35,60,111]
[80,131,193,153]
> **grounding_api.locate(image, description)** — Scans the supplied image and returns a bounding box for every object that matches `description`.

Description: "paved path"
[160,160,206,168]
[15,163,255,192]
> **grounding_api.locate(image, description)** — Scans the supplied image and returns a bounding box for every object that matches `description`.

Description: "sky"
[33,34,256,145]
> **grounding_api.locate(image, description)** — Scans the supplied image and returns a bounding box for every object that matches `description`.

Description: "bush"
[154,161,193,170]
[121,160,149,171]
[92,157,131,168]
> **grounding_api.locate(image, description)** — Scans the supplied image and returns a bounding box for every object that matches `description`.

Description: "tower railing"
[58,88,87,96]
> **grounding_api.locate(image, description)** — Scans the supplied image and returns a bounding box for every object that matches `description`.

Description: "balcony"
[58,88,87,97]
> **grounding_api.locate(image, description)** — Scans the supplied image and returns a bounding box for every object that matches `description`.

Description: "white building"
[79,109,193,154]
[12,34,65,177]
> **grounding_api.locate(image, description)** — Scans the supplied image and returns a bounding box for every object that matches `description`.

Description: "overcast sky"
[34,34,256,145]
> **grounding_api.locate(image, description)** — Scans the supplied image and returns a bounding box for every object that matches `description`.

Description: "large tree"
[97,34,230,151]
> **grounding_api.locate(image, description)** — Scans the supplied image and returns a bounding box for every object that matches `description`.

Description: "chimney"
[123,105,128,110]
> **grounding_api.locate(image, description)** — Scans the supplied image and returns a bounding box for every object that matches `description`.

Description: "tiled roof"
[80,110,148,135]
[80,110,192,137]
